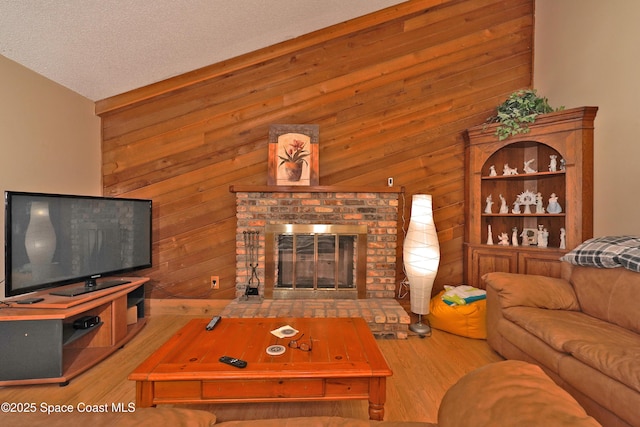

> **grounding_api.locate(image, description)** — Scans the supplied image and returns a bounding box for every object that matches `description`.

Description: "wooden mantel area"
[229,185,404,193]
[98,0,534,299]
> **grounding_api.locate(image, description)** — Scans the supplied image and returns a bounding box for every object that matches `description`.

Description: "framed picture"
[520,228,538,246]
[268,124,319,186]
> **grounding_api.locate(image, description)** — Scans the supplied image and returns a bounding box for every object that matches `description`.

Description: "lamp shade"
[403,194,440,315]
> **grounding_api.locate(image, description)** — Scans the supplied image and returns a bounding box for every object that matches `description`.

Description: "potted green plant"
[486,89,563,140]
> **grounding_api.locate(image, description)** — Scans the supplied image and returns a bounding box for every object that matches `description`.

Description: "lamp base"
[409,314,431,338]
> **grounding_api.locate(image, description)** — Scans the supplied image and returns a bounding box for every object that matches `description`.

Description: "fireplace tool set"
[241,230,262,302]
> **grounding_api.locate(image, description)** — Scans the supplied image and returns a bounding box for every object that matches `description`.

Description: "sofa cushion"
[482,272,580,311]
[568,265,640,334]
[1,407,217,427]
[503,306,640,393]
[560,235,640,269]
[216,417,435,426]
[438,360,601,427]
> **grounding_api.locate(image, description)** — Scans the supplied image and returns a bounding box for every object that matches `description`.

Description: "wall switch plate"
[387,177,393,187]
[210,276,219,289]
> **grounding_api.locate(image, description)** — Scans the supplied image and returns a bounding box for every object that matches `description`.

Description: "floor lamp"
[403,194,440,336]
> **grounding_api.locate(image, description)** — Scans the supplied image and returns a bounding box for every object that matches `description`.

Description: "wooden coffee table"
[129,317,392,420]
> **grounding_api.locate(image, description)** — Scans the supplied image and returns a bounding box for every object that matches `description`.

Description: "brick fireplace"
[230,185,402,299]
[223,185,410,338]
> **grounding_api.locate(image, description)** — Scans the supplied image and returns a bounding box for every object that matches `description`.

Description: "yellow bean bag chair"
[427,290,487,339]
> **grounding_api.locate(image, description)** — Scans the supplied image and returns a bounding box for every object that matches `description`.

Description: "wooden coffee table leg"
[368,377,386,420]
[136,381,155,408]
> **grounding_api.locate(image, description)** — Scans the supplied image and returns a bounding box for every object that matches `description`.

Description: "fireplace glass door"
[265,224,367,299]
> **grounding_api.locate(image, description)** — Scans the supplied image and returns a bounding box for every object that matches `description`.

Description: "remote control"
[219,356,247,368]
[205,316,221,331]
[16,297,45,304]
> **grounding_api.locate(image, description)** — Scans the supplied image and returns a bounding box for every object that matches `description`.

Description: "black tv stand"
[50,279,131,297]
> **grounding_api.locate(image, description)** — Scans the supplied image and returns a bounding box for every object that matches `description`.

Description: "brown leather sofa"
[484,262,640,427]
[2,360,600,426]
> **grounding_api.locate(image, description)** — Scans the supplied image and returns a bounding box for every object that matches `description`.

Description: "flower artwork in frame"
[268,124,319,186]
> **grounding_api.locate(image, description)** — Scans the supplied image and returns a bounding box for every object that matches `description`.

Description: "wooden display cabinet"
[464,107,597,287]
[0,277,148,386]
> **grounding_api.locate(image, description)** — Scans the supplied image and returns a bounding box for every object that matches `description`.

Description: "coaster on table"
[266,344,286,356]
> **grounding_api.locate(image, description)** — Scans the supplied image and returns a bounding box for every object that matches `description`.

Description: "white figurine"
[512,201,521,214]
[499,194,509,214]
[560,227,566,249]
[489,165,497,176]
[487,224,494,245]
[537,225,549,248]
[503,163,518,176]
[517,190,536,214]
[560,158,566,171]
[547,193,562,214]
[484,194,494,214]
[520,229,530,246]
[511,227,519,246]
[498,232,510,246]
[523,158,537,174]
[536,192,545,214]
[549,155,558,172]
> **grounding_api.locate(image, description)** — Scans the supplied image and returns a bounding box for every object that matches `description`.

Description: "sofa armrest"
[482,272,580,310]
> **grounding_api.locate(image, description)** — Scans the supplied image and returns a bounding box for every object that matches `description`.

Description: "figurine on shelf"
[498,232,510,246]
[560,158,566,171]
[499,194,509,214]
[511,227,519,246]
[485,194,494,214]
[523,158,537,174]
[489,165,497,176]
[503,163,518,176]
[560,227,566,249]
[512,200,521,214]
[536,192,545,214]
[537,225,549,248]
[487,224,494,245]
[520,229,531,246]
[517,190,536,214]
[547,193,562,214]
[549,155,558,172]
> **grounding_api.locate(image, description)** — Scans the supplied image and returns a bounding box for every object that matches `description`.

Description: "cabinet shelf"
[482,213,565,217]
[481,170,565,180]
[63,322,104,346]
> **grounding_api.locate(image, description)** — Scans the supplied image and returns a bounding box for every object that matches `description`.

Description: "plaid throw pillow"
[560,235,640,269]
[618,247,640,272]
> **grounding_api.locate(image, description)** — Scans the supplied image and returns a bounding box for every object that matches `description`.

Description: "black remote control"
[205,316,221,331]
[15,297,45,304]
[219,356,247,368]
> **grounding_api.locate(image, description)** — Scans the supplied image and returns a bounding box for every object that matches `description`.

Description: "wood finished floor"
[0,314,503,424]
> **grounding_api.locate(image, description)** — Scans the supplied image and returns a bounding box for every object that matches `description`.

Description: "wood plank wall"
[97,0,533,299]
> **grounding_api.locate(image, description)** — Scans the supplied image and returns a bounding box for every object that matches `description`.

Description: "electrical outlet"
[210,276,219,289]
[387,177,394,187]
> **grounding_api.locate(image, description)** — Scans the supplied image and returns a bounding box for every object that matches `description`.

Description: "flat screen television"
[4,191,152,297]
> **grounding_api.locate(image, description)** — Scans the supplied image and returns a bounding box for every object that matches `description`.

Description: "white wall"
[535,0,640,236]
[0,55,102,299]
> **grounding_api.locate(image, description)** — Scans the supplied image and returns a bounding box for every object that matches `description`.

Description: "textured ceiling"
[0,0,406,101]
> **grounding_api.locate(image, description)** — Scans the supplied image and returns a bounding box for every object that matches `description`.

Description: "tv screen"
[5,191,152,297]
